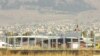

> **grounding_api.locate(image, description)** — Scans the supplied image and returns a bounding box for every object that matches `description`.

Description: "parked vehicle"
[0,41,12,48]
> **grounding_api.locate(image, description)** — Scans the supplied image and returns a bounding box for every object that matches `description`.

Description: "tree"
[90,31,94,38]
[82,31,87,38]
[5,32,18,36]
[22,32,33,36]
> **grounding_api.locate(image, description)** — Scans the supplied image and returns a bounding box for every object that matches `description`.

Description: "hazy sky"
[0,0,100,25]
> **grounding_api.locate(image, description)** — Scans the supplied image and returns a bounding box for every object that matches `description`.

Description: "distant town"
[0,23,100,36]
[0,23,99,50]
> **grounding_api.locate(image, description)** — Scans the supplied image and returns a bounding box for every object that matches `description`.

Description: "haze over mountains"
[0,0,100,25]
[0,0,94,12]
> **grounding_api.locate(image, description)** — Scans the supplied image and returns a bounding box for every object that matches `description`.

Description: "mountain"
[0,0,99,25]
[0,0,95,14]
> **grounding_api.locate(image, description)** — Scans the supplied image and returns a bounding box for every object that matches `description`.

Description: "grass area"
[0,50,96,56]
[6,46,97,50]
[0,47,99,56]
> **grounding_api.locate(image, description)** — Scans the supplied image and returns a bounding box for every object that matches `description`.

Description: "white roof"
[65,37,79,39]
[65,31,81,37]
[8,35,80,39]
[8,35,61,39]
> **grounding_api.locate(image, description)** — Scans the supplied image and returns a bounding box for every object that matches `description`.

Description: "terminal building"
[0,30,96,50]
[0,25,99,50]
